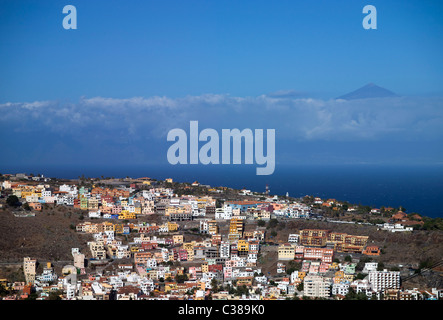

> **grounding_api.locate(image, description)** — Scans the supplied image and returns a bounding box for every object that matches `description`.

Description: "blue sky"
[1,0,443,101]
[1,0,443,170]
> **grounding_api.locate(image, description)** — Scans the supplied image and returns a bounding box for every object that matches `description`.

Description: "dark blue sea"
[2,164,443,218]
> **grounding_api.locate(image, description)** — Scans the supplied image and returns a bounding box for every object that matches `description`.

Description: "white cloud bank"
[1,94,443,142]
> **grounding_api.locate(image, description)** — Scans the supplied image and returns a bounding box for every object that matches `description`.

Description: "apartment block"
[368,270,400,292]
[300,229,328,247]
[303,275,330,298]
[303,247,334,263]
[89,241,107,260]
[23,257,37,285]
[278,243,295,261]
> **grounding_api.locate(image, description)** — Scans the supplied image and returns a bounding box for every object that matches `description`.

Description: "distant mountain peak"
[337,83,397,100]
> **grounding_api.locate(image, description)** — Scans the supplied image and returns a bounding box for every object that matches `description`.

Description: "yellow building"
[186,249,194,261]
[165,206,177,216]
[173,234,184,245]
[119,211,136,220]
[21,190,34,198]
[343,274,354,282]
[297,272,306,281]
[333,271,345,283]
[299,229,328,247]
[184,241,196,248]
[23,257,37,285]
[114,224,124,234]
[259,211,271,220]
[88,198,99,210]
[329,262,340,270]
[167,222,179,232]
[164,272,172,280]
[208,220,219,235]
[165,282,177,293]
[278,243,295,261]
[333,235,369,253]
[183,242,195,261]
[237,239,249,252]
[95,222,115,233]
[175,267,185,275]
[229,218,244,238]
[147,270,159,280]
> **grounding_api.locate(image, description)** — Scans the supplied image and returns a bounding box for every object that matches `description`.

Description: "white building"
[73,250,85,269]
[216,206,232,220]
[89,210,101,218]
[146,258,158,269]
[290,271,301,284]
[332,283,349,296]
[351,279,374,298]
[303,275,331,298]
[36,265,58,283]
[219,242,230,259]
[368,270,400,292]
[276,263,286,274]
[59,184,78,196]
[139,278,155,294]
[200,219,209,234]
[379,223,413,233]
[255,276,268,284]
[247,252,258,263]
[65,282,79,300]
[362,262,378,274]
[288,234,300,243]
[41,189,52,197]
[116,245,130,259]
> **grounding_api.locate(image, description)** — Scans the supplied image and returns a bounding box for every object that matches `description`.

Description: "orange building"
[363,245,381,256]
[300,229,329,247]
[134,252,153,264]
[334,235,368,253]
[28,202,42,211]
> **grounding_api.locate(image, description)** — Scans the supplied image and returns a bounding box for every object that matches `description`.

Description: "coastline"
[2,163,442,219]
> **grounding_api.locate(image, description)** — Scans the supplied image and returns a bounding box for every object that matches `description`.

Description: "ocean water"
[2,164,443,218]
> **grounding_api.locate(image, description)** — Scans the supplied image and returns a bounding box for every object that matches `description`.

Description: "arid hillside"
[0,205,90,262]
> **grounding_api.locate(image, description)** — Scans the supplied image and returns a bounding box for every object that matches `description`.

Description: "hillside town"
[0,173,442,301]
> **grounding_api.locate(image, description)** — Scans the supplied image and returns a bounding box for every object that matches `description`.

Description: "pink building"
[223,266,233,279]
[178,249,188,261]
[303,247,333,263]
